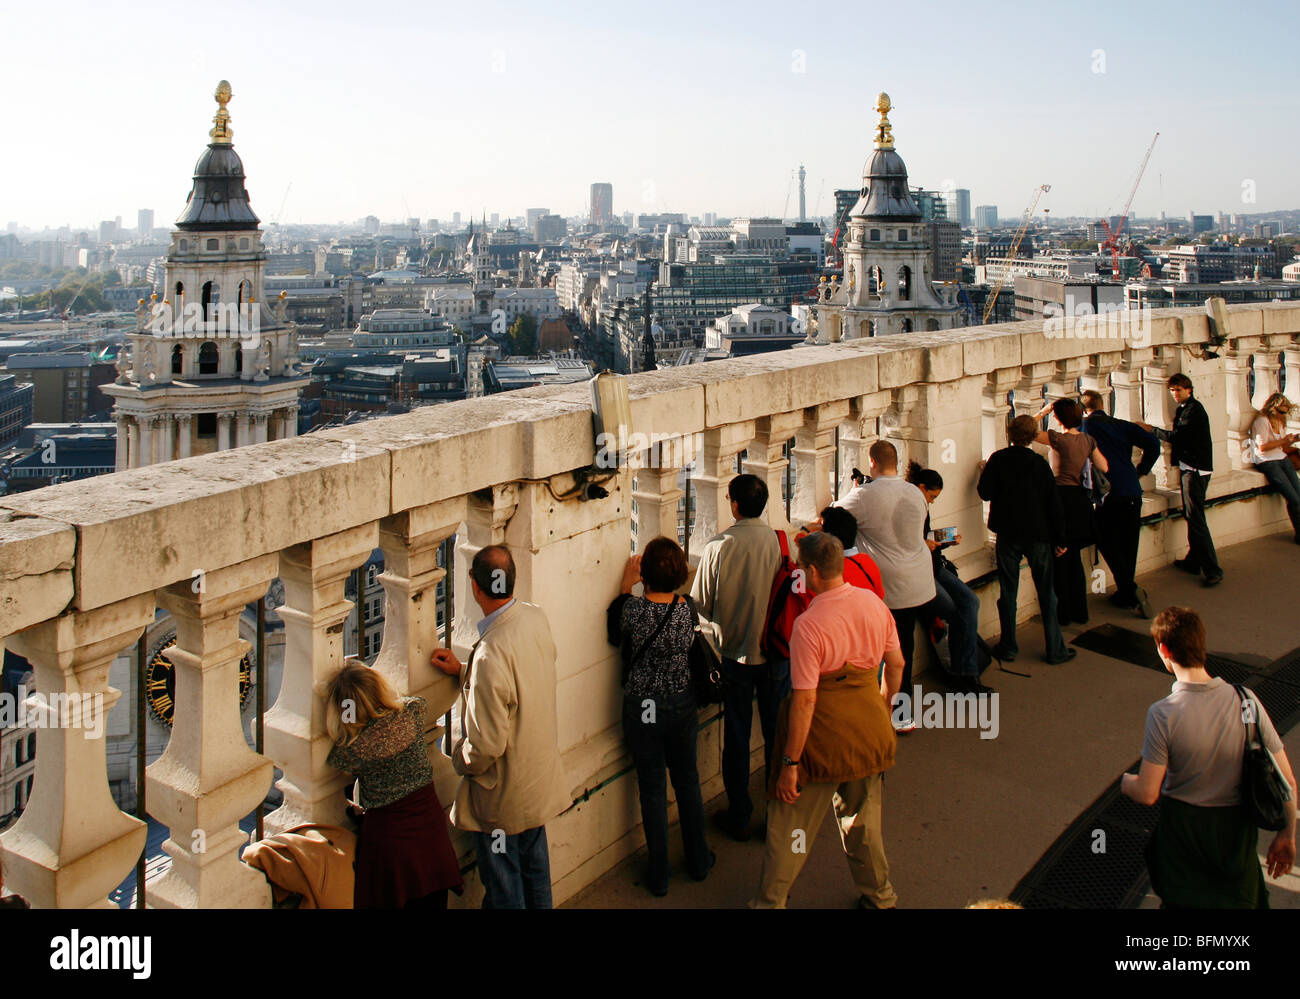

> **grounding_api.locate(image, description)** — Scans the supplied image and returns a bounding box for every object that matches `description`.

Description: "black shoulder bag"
[1233,684,1290,831]
[684,595,725,705]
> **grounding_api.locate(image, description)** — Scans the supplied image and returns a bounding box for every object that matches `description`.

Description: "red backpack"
[762,530,811,660]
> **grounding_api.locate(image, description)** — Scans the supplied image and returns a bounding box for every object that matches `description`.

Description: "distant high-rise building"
[364,215,380,235]
[703,212,717,226]
[1188,213,1214,235]
[490,212,500,226]
[797,165,806,222]
[407,217,420,231]
[590,183,613,225]
[137,209,154,238]
[98,220,116,243]
[534,214,567,243]
[912,189,949,221]
[452,212,462,228]
[526,208,550,230]
[949,189,971,227]
[975,205,999,229]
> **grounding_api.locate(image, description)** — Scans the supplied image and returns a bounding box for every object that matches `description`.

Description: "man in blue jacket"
[1081,390,1160,616]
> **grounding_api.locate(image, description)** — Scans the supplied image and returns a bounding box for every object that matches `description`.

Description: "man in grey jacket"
[690,473,781,841]
[432,545,570,908]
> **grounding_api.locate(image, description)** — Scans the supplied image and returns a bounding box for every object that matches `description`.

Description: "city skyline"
[3,0,1299,229]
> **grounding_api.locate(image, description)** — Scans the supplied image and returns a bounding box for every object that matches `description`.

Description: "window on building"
[171,344,183,374]
[197,413,216,437]
[207,239,219,251]
[199,342,219,374]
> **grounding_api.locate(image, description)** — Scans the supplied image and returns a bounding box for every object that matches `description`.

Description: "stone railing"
[2,302,1298,908]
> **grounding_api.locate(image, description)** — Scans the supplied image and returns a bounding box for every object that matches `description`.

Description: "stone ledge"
[0,514,76,635]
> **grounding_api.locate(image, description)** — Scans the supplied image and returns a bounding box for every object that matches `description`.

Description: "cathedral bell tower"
[104,81,310,469]
[810,93,960,342]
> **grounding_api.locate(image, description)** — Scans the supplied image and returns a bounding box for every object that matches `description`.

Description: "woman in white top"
[1251,392,1300,544]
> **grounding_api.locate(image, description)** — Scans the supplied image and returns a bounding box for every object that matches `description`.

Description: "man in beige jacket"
[432,545,570,908]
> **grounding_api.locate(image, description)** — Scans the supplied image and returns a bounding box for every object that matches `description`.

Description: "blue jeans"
[720,656,791,827]
[994,538,1067,660]
[472,826,553,909]
[1259,459,1300,538]
[622,688,711,888]
[931,568,981,677]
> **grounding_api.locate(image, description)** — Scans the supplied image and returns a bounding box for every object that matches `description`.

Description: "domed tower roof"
[849,93,921,222]
[175,81,261,232]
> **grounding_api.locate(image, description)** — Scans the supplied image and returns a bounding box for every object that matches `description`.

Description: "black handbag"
[684,595,725,706]
[1233,684,1290,831]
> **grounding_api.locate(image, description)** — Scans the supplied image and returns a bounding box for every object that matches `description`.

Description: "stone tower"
[104,81,309,469]
[811,93,960,342]
[466,221,496,332]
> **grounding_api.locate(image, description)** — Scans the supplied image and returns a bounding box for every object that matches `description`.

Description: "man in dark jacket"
[1138,374,1222,586]
[977,415,1074,665]
[1081,390,1160,616]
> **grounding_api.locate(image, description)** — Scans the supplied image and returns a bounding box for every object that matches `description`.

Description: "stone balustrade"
[2,302,1299,907]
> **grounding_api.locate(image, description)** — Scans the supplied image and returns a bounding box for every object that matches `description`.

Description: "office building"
[590,183,613,225]
[975,205,999,229]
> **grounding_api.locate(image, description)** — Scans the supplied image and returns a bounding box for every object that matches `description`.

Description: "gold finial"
[874,91,894,150]
[210,80,234,144]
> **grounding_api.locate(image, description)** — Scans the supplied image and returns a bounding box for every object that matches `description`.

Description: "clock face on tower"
[144,636,254,727]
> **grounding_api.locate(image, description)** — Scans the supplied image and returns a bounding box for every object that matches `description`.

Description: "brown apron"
[768,663,896,796]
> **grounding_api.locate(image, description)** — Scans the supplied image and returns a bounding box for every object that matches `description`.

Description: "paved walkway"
[564,532,1300,909]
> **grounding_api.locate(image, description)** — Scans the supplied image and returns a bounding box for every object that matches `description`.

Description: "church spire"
[210,80,234,145]
[873,92,895,151]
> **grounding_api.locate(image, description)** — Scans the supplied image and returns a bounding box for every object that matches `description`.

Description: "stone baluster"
[283,405,299,439]
[0,594,155,908]
[1252,342,1283,410]
[1142,349,1180,490]
[633,441,689,549]
[1078,351,1122,405]
[743,412,802,532]
[1111,348,1153,423]
[1223,341,1257,471]
[452,484,518,657]
[688,422,755,558]
[376,499,466,719]
[1284,345,1300,434]
[981,367,1020,458]
[839,392,893,491]
[1012,362,1056,423]
[251,412,268,445]
[235,414,251,448]
[791,402,848,527]
[148,556,278,908]
[264,522,380,836]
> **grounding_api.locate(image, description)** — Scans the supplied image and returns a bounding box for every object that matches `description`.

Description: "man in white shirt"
[834,440,935,732]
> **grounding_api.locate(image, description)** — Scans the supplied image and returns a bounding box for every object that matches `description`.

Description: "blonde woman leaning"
[325,659,463,908]
[1252,393,1300,544]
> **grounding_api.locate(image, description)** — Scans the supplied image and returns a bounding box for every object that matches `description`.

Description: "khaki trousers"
[751,773,896,909]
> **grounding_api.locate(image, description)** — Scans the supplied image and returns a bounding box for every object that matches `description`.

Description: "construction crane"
[982,183,1050,324]
[1100,132,1158,279]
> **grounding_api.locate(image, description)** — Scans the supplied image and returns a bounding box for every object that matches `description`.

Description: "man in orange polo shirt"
[751,532,905,909]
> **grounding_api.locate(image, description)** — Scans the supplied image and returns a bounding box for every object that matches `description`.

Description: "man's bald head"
[471,544,516,599]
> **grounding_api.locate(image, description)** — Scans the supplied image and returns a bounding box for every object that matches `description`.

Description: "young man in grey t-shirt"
[1123,607,1297,907]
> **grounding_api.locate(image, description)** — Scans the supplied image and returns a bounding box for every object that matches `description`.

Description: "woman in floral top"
[325,660,463,908]
[607,536,714,897]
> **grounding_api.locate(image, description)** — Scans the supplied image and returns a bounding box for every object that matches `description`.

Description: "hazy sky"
[4,0,1298,230]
